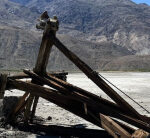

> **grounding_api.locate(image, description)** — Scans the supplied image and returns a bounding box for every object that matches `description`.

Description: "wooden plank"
[50,35,141,119]
[0,74,7,99]
[6,80,31,90]
[48,72,68,81]
[100,114,131,138]
[8,73,29,80]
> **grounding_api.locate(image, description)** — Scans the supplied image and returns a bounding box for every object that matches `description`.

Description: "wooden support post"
[33,34,54,75]
[50,34,142,119]
[26,29,55,121]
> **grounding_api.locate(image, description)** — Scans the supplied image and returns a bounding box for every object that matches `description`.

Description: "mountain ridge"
[15,0,150,54]
[0,0,150,71]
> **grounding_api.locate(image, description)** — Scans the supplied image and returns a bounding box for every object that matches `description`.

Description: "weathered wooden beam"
[31,31,55,121]
[8,80,147,132]
[48,72,68,81]
[112,119,135,134]
[8,80,102,127]
[6,80,31,90]
[7,79,146,132]
[87,104,150,133]
[50,34,141,119]
[81,108,134,137]
[33,34,54,75]
[23,70,130,118]
[7,80,150,132]
[24,70,128,116]
[7,72,67,81]
[8,73,30,80]
[100,114,131,138]
[0,74,7,99]
[46,71,142,119]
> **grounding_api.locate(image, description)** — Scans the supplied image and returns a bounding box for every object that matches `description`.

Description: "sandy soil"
[2,72,150,137]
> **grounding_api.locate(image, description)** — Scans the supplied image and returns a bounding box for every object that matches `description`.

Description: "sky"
[132,0,150,5]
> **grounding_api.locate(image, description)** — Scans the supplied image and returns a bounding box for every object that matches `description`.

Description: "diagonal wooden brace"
[49,34,142,120]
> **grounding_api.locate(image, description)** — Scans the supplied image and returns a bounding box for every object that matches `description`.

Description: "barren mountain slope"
[0,0,39,29]
[0,24,134,71]
[1,0,150,71]
[10,0,150,54]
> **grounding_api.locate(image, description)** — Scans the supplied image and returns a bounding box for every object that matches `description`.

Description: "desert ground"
[1,72,150,137]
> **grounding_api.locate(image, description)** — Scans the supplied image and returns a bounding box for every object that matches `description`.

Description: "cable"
[97,72,150,114]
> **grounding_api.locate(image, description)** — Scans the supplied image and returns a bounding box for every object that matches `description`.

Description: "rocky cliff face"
[0,25,40,70]
[0,0,39,29]
[0,25,133,71]
[13,0,150,54]
[0,0,150,71]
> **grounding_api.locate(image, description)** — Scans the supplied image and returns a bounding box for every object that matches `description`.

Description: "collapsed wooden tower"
[0,11,150,137]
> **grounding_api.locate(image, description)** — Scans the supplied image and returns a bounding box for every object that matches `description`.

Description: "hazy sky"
[132,0,150,5]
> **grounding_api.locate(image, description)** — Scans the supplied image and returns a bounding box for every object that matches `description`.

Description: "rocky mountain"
[0,25,40,70]
[0,0,150,71]
[9,0,150,54]
[103,55,150,71]
[0,25,134,71]
[0,0,39,29]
